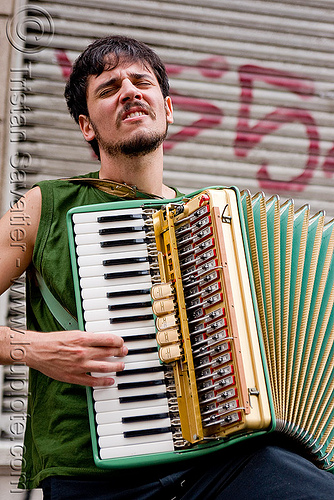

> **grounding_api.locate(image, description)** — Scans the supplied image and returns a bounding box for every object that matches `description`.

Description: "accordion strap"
[66,177,164,199]
[35,271,79,331]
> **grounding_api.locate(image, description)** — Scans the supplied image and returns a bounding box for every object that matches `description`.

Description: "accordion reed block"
[67,187,334,472]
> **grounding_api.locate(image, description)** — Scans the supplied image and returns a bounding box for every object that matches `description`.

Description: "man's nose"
[120,80,142,103]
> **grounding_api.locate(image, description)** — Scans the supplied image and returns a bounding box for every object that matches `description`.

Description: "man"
[0,35,333,499]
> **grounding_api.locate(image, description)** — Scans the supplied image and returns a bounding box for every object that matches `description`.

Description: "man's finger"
[80,332,125,347]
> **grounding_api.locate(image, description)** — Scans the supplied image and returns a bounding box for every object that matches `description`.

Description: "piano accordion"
[67,187,334,472]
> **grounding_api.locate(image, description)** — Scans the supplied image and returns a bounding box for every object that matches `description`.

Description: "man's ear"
[165,96,173,125]
[78,114,96,142]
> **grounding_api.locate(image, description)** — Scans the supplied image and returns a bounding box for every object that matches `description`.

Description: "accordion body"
[67,187,334,472]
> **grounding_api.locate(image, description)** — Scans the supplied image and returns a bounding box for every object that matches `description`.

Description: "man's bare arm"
[0,187,127,386]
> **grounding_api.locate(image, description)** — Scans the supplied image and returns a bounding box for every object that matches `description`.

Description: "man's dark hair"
[64,35,170,158]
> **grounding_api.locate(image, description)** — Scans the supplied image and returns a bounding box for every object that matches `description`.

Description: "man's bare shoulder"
[24,185,42,209]
[0,186,42,294]
[12,185,42,241]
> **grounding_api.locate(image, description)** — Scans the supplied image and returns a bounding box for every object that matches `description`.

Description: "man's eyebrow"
[130,72,155,81]
[93,72,155,96]
[93,77,118,96]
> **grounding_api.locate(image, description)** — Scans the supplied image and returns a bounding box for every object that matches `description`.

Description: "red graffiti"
[322,144,334,178]
[55,49,72,79]
[164,93,223,150]
[197,56,229,80]
[164,59,226,150]
[234,65,318,191]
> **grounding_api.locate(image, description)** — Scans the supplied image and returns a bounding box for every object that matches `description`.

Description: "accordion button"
[156,314,178,331]
[150,282,174,300]
[158,344,182,363]
[152,298,175,316]
[156,328,180,346]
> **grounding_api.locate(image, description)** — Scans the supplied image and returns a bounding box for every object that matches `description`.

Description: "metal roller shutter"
[7,0,334,216]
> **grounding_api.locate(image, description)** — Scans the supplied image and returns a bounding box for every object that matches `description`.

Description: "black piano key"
[119,392,167,404]
[116,366,165,377]
[123,426,172,438]
[97,214,143,223]
[110,314,154,324]
[100,238,146,248]
[108,301,152,311]
[99,226,144,235]
[122,412,169,424]
[117,379,165,391]
[103,256,149,266]
[127,347,158,356]
[106,288,151,298]
[121,333,156,342]
[104,270,150,280]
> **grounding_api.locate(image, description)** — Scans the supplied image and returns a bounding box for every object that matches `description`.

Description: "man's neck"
[98,148,175,198]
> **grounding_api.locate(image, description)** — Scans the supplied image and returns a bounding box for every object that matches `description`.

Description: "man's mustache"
[116,101,156,127]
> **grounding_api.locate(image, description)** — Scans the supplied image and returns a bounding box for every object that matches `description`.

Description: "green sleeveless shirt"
[20,172,183,489]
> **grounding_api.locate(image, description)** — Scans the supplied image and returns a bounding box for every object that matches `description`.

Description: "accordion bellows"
[241,190,334,468]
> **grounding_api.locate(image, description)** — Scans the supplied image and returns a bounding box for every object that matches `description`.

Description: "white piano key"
[90,357,162,379]
[78,249,149,268]
[76,242,148,256]
[91,326,156,338]
[85,318,155,332]
[81,282,152,300]
[79,261,150,278]
[99,428,173,449]
[124,355,161,367]
[93,382,166,401]
[87,325,155,344]
[83,293,152,311]
[91,368,164,385]
[96,404,170,424]
[72,208,144,224]
[124,339,158,350]
[117,360,162,371]
[74,218,145,235]
[99,439,174,459]
[95,395,167,413]
[80,274,152,289]
[97,418,171,437]
[116,371,164,385]
[125,352,159,363]
[75,230,147,246]
[84,305,154,322]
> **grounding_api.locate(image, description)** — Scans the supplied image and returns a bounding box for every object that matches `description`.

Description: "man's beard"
[91,123,168,159]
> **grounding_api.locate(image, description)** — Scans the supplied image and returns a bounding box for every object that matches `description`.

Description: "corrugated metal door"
[7,0,334,216]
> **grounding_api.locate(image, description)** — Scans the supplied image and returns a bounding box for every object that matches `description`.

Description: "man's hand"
[23,329,128,386]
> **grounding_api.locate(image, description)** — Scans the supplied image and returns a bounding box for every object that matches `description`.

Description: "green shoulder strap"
[65,177,164,199]
[35,271,79,331]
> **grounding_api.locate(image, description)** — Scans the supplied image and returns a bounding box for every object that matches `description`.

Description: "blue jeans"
[40,444,334,499]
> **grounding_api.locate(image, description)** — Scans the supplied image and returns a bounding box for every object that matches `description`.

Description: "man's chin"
[104,131,167,158]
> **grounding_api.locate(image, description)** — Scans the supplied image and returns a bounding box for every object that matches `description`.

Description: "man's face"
[79,57,173,158]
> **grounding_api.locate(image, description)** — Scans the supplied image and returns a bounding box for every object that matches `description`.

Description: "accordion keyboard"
[72,207,175,460]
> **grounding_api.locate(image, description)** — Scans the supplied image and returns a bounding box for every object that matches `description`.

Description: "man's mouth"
[121,104,149,121]
[116,102,155,128]
[125,110,147,119]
